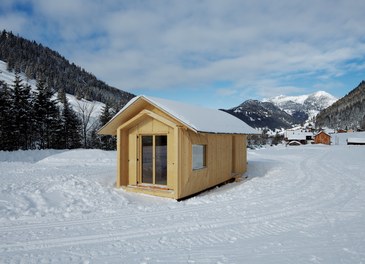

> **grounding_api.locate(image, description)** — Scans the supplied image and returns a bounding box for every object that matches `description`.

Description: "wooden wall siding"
[314,133,331,145]
[232,135,247,174]
[178,131,244,199]
[128,128,138,185]
[117,128,129,187]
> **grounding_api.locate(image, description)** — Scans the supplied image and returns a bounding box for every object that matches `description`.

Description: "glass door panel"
[141,136,153,184]
[155,135,167,185]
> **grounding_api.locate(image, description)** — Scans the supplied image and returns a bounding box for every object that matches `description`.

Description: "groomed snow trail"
[1,145,365,263]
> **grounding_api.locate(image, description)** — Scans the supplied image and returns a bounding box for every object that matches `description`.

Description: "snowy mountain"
[264,91,337,120]
[223,100,297,130]
[224,91,337,130]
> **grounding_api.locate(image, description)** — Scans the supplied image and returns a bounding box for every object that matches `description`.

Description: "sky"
[1,0,365,109]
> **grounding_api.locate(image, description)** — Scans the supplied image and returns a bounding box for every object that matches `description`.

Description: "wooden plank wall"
[117,128,129,187]
[232,135,247,174]
[179,131,247,198]
[126,117,176,190]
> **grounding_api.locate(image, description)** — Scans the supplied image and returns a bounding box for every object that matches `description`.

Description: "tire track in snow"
[299,147,361,211]
[0,207,322,253]
[2,146,361,260]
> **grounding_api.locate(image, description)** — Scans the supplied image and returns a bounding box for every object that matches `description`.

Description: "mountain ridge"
[264,90,337,117]
[224,91,337,130]
[316,81,365,130]
[0,30,134,108]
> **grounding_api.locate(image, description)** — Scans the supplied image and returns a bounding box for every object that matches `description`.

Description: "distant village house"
[314,131,331,145]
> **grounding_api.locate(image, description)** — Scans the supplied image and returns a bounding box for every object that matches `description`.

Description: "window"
[192,144,206,170]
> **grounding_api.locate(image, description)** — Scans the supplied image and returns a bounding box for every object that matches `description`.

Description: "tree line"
[0,73,117,151]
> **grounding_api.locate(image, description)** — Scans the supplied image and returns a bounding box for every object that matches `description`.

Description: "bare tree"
[75,100,99,148]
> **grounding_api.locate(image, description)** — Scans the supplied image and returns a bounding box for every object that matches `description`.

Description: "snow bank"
[0,149,127,223]
[0,149,66,163]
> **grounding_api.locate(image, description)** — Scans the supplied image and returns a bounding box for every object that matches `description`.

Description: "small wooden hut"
[314,131,331,145]
[98,95,259,200]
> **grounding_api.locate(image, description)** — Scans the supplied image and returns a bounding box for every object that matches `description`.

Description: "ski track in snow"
[1,145,365,263]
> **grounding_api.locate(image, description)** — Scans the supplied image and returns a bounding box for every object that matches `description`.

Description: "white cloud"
[2,0,365,103]
[0,13,28,32]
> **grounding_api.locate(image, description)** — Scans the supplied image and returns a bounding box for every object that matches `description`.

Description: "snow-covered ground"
[1,136,365,263]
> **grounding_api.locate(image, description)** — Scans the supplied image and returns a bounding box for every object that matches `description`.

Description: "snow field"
[1,142,365,263]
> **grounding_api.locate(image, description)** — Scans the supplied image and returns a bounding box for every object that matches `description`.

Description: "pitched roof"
[99,95,259,135]
[315,131,331,137]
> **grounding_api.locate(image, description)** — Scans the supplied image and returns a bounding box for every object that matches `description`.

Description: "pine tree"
[88,127,101,149]
[98,103,116,150]
[33,78,62,149]
[0,81,14,150]
[11,72,33,149]
[59,90,82,149]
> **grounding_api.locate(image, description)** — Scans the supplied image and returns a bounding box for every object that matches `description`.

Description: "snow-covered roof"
[102,95,259,135]
[347,138,365,144]
[286,130,313,140]
[314,131,331,137]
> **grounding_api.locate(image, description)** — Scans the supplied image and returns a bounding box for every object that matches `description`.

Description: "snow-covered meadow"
[1,133,365,263]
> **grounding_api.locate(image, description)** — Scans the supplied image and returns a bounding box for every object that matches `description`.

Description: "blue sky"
[1,0,365,109]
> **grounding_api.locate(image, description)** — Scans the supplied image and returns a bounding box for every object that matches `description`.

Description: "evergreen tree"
[33,78,62,149]
[0,81,14,150]
[59,90,82,149]
[88,127,101,149]
[11,72,34,149]
[98,103,116,150]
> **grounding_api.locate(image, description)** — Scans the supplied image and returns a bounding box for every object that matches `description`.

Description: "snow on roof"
[315,131,331,137]
[116,95,260,134]
[286,130,313,140]
[347,138,365,144]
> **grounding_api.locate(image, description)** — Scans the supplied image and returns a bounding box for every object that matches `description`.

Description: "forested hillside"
[223,100,296,130]
[0,74,116,151]
[0,30,134,151]
[316,81,365,130]
[0,30,134,108]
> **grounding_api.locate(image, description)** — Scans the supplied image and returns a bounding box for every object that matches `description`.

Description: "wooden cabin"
[98,95,259,200]
[314,131,331,145]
